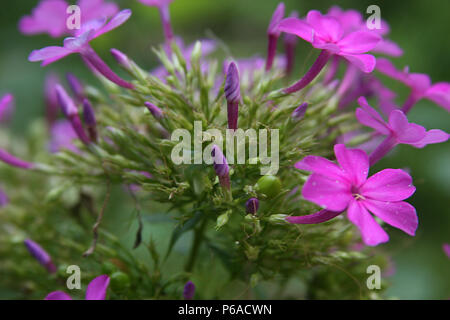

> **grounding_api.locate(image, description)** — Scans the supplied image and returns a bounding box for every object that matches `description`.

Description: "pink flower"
[277,10,381,93]
[45,275,110,300]
[357,97,449,164]
[288,144,418,246]
[376,58,450,113]
[28,10,134,89]
[0,93,14,123]
[19,0,119,38]
[327,6,403,57]
[138,0,174,6]
[443,243,450,259]
[48,119,80,153]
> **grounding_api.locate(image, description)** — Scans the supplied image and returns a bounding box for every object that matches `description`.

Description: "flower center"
[351,185,365,201]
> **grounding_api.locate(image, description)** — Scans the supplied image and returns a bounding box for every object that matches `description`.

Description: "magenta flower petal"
[425,82,450,112]
[372,39,403,57]
[337,31,381,54]
[45,291,73,300]
[85,275,110,300]
[306,10,343,42]
[267,2,285,36]
[302,173,352,212]
[28,46,73,66]
[94,9,132,39]
[138,0,174,7]
[388,110,426,143]
[363,199,418,236]
[286,209,342,224]
[340,53,376,73]
[295,155,346,182]
[334,144,369,187]
[347,199,389,246]
[375,58,409,84]
[277,18,314,43]
[356,97,390,135]
[360,169,416,201]
[411,129,449,148]
[78,0,119,24]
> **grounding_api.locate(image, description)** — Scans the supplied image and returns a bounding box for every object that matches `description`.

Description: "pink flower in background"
[139,0,175,46]
[443,244,450,259]
[278,10,381,93]
[24,239,57,273]
[265,2,285,71]
[328,6,403,57]
[376,58,450,113]
[0,188,8,207]
[138,0,174,6]
[288,144,418,246]
[19,0,119,38]
[46,275,110,300]
[28,10,134,89]
[48,119,80,153]
[0,93,14,123]
[356,97,449,164]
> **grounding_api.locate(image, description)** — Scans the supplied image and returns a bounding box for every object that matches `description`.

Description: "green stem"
[185,218,208,272]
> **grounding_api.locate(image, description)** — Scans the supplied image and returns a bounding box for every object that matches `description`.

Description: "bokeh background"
[0,0,448,299]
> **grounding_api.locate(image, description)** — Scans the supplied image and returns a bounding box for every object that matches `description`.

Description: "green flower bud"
[110,271,131,292]
[216,211,231,230]
[255,175,281,199]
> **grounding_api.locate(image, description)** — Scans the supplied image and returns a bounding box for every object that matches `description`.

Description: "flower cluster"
[0,0,448,300]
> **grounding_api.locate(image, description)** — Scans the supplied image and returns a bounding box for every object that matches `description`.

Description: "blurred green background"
[0,0,448,299]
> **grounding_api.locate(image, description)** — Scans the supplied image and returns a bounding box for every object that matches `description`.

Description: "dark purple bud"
[224,62,240,130]
[144,101,164,119]
[56,85,90,145]
[0,148,35,169]
[183,281,195,300]
[211,145,231,190]
[66,73,84,102]
[266,3,285,71]
[245,198,259,214]
[24,239,57,273]
[110,48,131,70]
[292,102,308,120]
[83,99,98,142]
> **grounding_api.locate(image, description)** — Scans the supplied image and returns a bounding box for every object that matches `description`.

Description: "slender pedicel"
[55,85,91,145]
[44,73,59,126]
[80,46,134,89]
[24,239,57,273]
[83,99,98,142]
[286,209,342,224]
[369,135,398,166]
[159,4,174,45]
[401,92,420,114]
[284,50,332,94]
[224,62,241,130]
[265,3,285,71]
[323,55,340,85]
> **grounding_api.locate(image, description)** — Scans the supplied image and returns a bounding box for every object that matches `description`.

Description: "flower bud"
[24,239,56,273]
[55,84,78,117]
[110,48,131,70]
[83,99,98,142]
[66,73,84,102]
[224,62,240,130]
[144,101,164,119]
[216,211,231,230]
[245,198,259,214]
[256,175,281,199]
[183,281,195,300]
[292,102,308,120]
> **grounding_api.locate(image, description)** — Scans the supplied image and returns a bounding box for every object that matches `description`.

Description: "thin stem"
[81,46,134,89]
[159,5,174,45]
[265,34,278,71]
[185,218,208,272]
[369,135,398,166]
[283,50,332,94]
[401,91,420,114]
